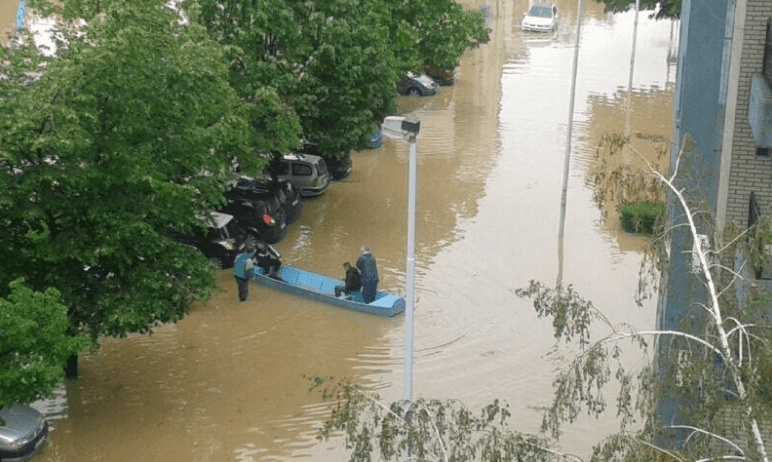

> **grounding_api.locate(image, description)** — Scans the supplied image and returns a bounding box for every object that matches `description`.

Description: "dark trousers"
[361,281,377,304]
[236,276,250,302]
[258,258,281,275]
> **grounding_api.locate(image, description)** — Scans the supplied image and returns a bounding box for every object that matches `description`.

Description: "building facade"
[659,0,772,449]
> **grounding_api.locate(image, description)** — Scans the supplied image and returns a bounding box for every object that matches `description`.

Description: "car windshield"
[529,6,552,17]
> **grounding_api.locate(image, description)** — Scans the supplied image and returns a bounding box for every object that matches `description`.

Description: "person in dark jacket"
[255,241,282,279]
[234,252,255,302]
[356,247,379,303]
[335,262,362,297]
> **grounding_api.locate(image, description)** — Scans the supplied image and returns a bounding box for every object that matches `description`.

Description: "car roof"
[283,153,323,163]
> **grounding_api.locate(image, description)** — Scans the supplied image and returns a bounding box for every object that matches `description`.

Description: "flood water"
[0,0,20,44]
[26,1,678,461]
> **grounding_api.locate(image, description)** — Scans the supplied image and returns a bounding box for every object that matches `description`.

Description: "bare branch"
[695,456,746,462]
[672,424,745,455]
[420,401,448,462]
[617,435,686,462]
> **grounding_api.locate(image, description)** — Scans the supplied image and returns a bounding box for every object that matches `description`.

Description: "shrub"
[619,201,663,234]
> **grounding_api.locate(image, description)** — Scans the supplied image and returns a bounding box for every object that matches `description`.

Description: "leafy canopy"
[0,279,89,412]
[598,0,681,19]
[195,0,489,156]
[0,0,299,342]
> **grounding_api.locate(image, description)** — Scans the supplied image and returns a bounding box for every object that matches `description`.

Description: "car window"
[276,162,290,175]
[241,200,265,213]
[530,6,552,17]
[292,163,312,176]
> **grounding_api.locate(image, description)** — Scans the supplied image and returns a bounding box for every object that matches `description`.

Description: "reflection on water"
[30,1,677,461]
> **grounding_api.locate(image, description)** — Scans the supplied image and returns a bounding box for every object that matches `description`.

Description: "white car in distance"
[522,3,558,32]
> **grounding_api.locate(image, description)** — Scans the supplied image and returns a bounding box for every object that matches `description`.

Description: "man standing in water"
[356,247,379,303]
[234,252,255,302]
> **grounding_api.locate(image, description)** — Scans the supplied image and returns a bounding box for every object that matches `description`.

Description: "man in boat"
[356,247,379,303]
[335,262,362,298]
[256,241,282,279]
[234,252,255,301]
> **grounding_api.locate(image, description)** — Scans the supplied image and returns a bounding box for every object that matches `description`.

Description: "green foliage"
[312,378,553,462]
[516,283,650,440]
[0,0,300,340]
[0,279,90,411]
[597,0,681,19]
[619,202,663,235]
[196,0,490,157]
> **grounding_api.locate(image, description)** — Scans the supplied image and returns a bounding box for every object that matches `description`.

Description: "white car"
[522,3,558,32]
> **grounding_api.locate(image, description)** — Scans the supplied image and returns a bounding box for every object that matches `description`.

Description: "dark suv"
[233,177,303,224]
[178,212,255,269]
[224,184,288,244]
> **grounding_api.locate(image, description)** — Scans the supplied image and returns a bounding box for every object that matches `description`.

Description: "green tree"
[0,279,89,414]
[196,0,489,158]
[384,0,490,72]
[597,0,681,19]
[0,0,300,342]
[196,0,395,155]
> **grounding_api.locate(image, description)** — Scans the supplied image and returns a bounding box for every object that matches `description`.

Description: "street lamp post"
[381,116,421,403]
[403,119,419,403]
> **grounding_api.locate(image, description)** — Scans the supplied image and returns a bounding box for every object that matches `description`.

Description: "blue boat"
[246,265,405,317]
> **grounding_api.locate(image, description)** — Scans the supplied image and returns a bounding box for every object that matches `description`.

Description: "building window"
[749,191,761,228]
[757,147,771,156]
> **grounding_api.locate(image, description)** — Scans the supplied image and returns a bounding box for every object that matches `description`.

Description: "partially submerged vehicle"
[397,72,438,96]
[177,212,255,269]
[271,153,330,197]
[0,404,48,462]
[522,2,558,32]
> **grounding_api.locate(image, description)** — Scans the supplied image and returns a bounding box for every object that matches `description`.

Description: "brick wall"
[726,0,772,229]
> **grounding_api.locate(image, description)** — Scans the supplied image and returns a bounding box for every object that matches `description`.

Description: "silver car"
[274,153,330,197]
[0,404,48,462]
[397,72,438,96]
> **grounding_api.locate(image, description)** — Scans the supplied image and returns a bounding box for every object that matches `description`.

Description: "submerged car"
[421,64,456,86]
[522,2,558,32]
[324,151,352,180]
[233,177,303,225]
[0,404,48,462]
[369,130,384,149]
[271,153,330,197]
[397,72,438,96]
[177,211,255,269]
[298,141,352,181]
[223,189,288,244]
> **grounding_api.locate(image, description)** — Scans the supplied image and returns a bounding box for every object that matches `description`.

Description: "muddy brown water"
[0,0,20,44]
[21,1,679,461]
